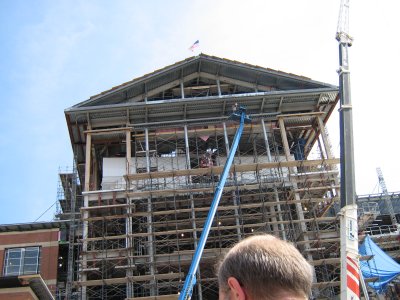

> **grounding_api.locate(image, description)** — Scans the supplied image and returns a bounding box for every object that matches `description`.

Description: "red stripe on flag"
[347,275,360,297]
[347,261,360,280]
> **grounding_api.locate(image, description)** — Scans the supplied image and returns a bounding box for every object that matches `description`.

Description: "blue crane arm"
[178,107,250,300]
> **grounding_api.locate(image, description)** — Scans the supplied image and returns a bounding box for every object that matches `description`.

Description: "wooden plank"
[75,272,183,287]
[84,133,92,192]
[316,115,333,159]
[278,111,325,119]
[292,185,340,192]
[125,158,340,181]
[127,176,338,200]
[81,217,337,242]
[84,127,131,135]
[311,257,339,266]
[127,295,179,300]
[279,117,291,162]
[82,196,340,221]
[81,203,130,211]
[131,124,255,139]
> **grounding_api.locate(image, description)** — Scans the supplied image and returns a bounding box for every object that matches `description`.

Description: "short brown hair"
[216,234,313,299]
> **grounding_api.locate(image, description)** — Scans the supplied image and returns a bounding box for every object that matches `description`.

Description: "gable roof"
[68,53,336,109]
[65,54,339,173]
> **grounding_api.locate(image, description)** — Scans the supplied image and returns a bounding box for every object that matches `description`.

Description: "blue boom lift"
[178,105,251,300]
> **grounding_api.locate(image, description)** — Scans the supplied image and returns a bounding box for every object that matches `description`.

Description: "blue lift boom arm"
[178,107,250,300]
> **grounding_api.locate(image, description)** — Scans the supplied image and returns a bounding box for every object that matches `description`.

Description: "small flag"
[189,40,199,52]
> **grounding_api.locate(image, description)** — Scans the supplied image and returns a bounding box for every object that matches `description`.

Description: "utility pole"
[336,0,360,299]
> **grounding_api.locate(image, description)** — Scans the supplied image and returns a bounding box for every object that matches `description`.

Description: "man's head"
[216,234,313,300]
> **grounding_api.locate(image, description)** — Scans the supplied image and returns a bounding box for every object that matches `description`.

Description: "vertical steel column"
[184,125,203,300]
[261,119,285,239]
[126,199,133,298]
[184,125,192,181]
[223,122,242,240]
[125,130,134,298]
[84,133,92,192]
[66,153,79,300]
[222,123,230,153]
[216,78,222,97]
[81,132,92,299]
[145,128,156,295]
[338,41,356,209]
[337,27,359,300]
[126,129,132,175]
[180,80,185,99]
[261,120,272,163]
[81,196,88,300]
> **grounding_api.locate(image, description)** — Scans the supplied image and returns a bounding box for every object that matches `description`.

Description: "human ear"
[227,277,246,300]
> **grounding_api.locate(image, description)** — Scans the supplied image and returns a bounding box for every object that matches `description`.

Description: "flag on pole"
[189,40,199,52]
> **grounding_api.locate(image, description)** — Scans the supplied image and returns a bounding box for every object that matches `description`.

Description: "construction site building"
[60,54,351,299]
[357,192,400,256]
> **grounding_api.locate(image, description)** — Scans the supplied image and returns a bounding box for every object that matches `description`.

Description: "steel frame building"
[62,54,346,299]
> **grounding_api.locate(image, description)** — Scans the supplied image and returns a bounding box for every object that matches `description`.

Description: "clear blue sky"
[1,0,399,224]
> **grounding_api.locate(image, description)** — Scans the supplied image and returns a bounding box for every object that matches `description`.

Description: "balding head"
[217,234,313,300]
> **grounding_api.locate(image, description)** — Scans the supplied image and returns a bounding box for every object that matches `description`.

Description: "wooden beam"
[126,295,179,300]
[125,158,340,181]
[82,196,340,221]
[278,118,291,162]
[83,127,131,135]
[316,115,333,159]
[84,133,92,192]
[81,216,337,242]
[278,112,325,119]
[74,272,183,287]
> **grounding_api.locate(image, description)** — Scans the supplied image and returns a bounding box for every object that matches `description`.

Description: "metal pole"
[125,130,134,298]
[145,128,156,296]
[337,10,359,297]
[261,119,286,239]
[66,154,78,300]
[179,111,248,300]
[338,41,356,209]
[184,125,203,300]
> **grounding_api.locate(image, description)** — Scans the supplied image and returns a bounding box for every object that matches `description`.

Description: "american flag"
[189,40,199,52]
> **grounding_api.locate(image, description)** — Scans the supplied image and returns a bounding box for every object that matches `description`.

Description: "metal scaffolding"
[61,54,352,299]
[73,117,346,299]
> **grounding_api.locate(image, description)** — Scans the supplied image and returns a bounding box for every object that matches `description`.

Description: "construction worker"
[217,234,313,300]
[232,102,238,112]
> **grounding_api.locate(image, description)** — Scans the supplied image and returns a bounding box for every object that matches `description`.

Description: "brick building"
[0,222,65,299]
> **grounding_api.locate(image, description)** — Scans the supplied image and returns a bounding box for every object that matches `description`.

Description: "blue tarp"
[359,235,400,293]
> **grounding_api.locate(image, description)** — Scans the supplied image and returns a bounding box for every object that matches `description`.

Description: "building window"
[3,247,41,276]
